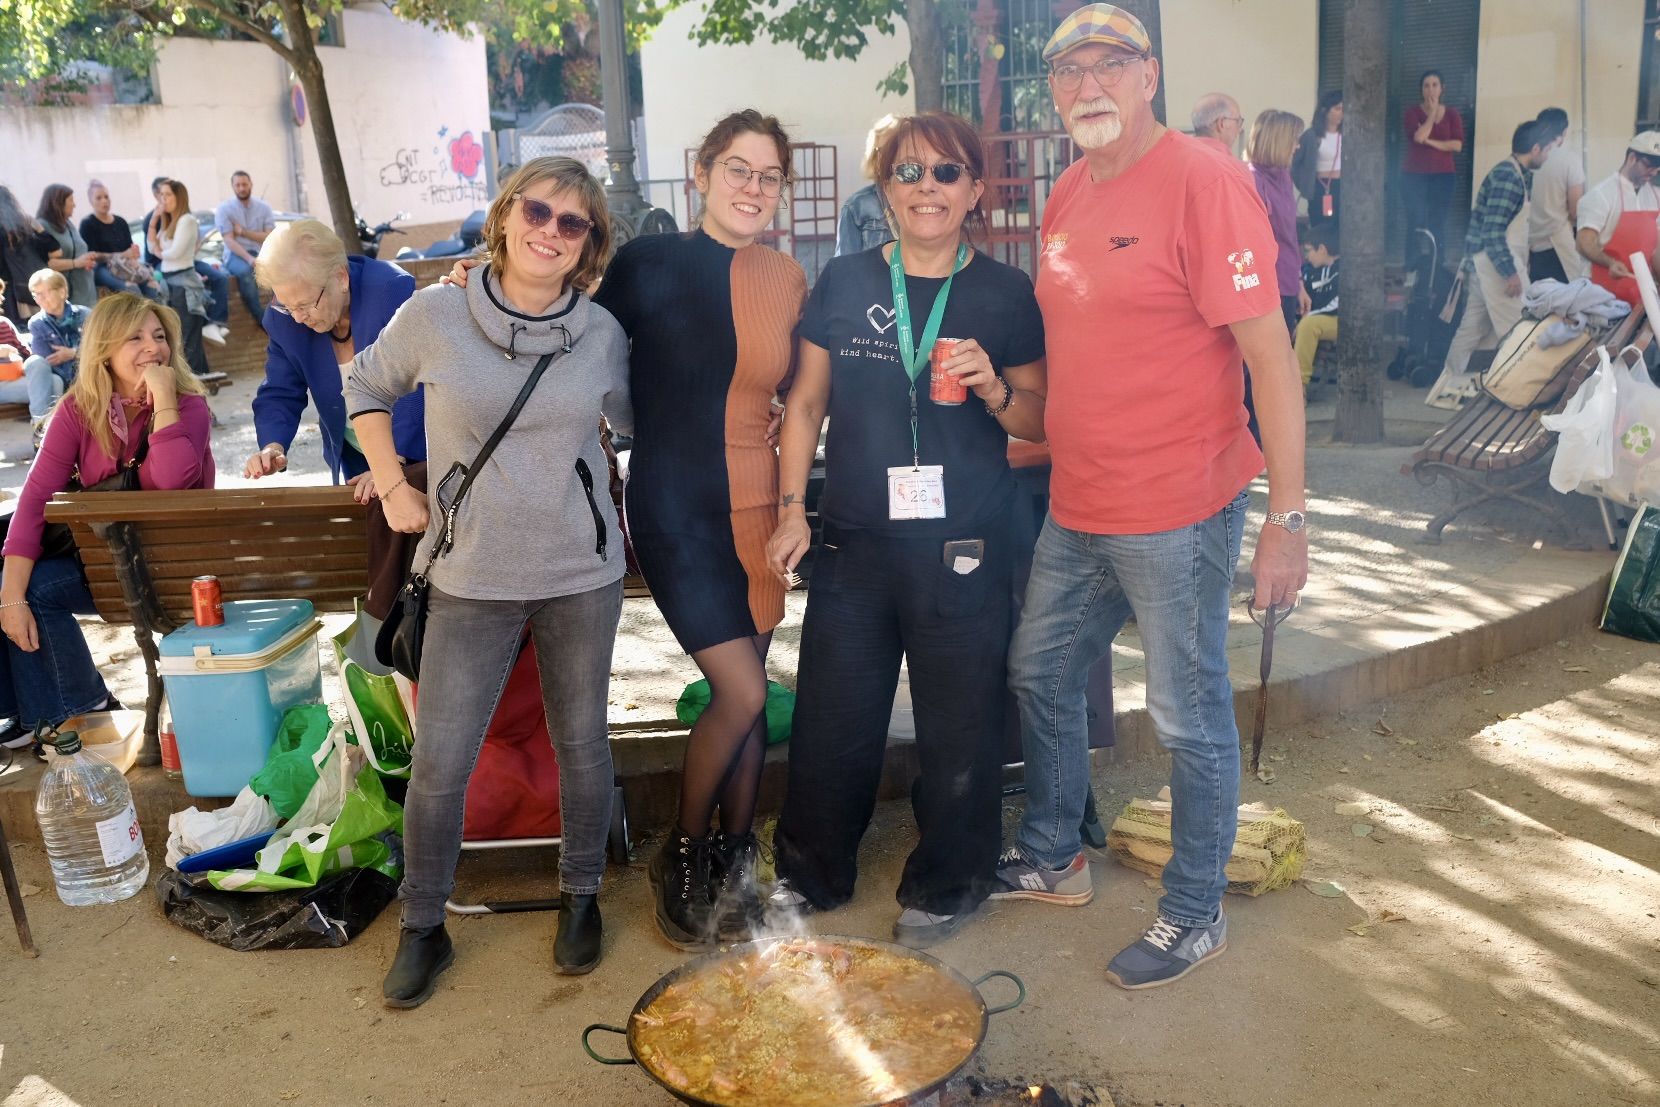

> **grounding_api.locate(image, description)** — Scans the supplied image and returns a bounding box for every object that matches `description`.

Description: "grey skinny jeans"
[399,580,623,928]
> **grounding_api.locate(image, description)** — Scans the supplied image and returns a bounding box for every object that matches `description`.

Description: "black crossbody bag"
[375,349,559,680]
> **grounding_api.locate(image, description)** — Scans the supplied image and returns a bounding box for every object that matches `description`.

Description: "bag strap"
[417,347,561,577]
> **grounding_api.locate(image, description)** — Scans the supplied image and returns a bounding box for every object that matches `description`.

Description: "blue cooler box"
[158,599,324,797]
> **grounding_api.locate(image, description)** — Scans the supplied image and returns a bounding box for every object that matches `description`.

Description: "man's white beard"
[1069,97,1124,150]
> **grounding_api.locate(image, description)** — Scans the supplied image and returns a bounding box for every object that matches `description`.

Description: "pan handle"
[972,970,1026,1015]
[581,1023,637,1065]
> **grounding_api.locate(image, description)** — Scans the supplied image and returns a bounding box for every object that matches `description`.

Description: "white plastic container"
[46,710,145,775]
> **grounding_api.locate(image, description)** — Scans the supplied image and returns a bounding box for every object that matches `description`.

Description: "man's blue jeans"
[194,260,229,325]
[0,555,111,729]
[1009,490,1247,928]
[224,253,262,323]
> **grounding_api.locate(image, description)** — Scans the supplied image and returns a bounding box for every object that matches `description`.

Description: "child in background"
[0,277,66,442]
[1295,224,1340,387]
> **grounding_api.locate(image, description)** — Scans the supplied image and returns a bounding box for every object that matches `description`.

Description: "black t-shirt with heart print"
[800,245,1046,537]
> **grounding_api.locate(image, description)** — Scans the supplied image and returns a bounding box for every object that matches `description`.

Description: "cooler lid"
[159,598,317,659]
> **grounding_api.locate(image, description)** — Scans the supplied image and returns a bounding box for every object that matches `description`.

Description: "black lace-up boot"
[651,830,715,951]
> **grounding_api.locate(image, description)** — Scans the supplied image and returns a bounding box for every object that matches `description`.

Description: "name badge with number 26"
[887,465,945,520]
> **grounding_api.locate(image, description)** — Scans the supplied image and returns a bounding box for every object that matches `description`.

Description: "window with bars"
[942,0,1061,134]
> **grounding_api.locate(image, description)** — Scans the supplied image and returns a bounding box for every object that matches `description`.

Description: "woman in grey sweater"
[346,157,631,1007]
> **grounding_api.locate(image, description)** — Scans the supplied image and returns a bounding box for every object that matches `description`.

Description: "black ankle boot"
[382,923,455,1009]
[554,892,602,975]
[710,831,764,942]
[652,831,715,951]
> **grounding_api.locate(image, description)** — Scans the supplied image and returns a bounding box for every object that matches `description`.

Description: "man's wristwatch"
[1266,509,1307,533]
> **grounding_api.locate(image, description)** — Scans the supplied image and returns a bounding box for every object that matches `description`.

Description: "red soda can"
[929,337,967,405]
[192,575,224,627]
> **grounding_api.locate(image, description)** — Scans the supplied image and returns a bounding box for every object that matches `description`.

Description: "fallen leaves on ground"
[1303,880,1347,898]
[1373,718,1394,736]
[1347,909,1409,937]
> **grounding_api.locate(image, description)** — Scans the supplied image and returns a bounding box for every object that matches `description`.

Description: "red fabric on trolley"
[460,638,563,841]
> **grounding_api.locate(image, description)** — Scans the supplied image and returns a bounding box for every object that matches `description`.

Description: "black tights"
[677,632,771,838]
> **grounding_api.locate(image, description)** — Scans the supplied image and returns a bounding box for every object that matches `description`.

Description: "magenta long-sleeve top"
[3,392,216,561]
[1250,163,1302,297]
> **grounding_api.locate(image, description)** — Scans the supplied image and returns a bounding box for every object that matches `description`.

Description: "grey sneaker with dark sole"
[1105,911,1228,990]
[988,846,1093,906]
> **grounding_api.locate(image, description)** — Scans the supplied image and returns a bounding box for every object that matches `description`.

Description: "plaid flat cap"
[1042,4,1152,63]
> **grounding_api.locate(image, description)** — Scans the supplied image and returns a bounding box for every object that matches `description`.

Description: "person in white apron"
[1575,132,1660,308]
[1430,123,1551,408]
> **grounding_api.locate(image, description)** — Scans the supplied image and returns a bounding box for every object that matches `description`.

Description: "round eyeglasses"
[715,158,787,197]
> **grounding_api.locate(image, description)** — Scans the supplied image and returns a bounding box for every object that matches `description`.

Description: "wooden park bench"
[1403,310,1651,544]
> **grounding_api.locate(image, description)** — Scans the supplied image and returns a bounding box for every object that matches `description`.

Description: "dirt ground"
[2,624,1657,1107]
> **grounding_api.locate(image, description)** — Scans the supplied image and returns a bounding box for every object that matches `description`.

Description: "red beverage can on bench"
[192,575,224,627]
[930,338,967,405]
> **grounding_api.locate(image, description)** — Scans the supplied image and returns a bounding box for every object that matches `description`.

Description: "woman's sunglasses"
[514,194,594,240]
[891,161,971,186]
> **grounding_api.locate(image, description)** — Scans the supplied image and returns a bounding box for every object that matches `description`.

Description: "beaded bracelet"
[0,600,30,610]
[985,376,1014,416]
[381,476,409,499]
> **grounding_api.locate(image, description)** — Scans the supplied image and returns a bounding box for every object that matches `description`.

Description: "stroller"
[1388,227,1462,388]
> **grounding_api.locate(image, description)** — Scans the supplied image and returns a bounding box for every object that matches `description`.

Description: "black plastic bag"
[156,867,398,952]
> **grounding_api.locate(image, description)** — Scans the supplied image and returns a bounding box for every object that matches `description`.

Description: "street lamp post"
[596,0,675,240]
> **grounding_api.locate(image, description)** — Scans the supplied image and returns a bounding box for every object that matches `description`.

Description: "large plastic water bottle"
[34,729,149,905]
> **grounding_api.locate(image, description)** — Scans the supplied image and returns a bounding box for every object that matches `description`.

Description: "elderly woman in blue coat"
[243,219,425,493]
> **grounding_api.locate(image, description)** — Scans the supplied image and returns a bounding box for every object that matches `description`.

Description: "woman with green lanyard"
[764,112,1048,949]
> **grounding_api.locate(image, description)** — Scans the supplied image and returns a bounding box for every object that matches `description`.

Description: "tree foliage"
[693,0,902,62]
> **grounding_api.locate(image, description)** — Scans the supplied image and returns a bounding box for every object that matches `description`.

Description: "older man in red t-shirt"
[992,3,1308,990]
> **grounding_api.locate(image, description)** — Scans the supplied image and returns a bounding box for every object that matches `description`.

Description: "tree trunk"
[1333,0,1386,443]
[1117,0,1165,125]
[275,0,360,253]
[906,0,945,112]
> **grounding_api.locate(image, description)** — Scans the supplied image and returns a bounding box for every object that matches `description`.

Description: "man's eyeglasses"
[271,285,326,318]
[1049,54,1147,92]
[515,194,595,240]
[892,161,972,186]
[715,158,787,197]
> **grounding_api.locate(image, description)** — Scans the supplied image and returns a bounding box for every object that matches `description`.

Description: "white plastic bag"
[1597,346,1660,505]
[164,787,280,871]
[1542,347,1619,493]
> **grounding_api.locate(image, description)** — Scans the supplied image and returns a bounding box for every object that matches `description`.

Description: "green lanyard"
[889,241,969,467]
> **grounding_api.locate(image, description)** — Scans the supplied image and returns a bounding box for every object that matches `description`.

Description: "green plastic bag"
[248,704,333,821]
[331,605,416,778]
[1602,504,1660,642]
[206,726,404,892]
[676,679,795,744]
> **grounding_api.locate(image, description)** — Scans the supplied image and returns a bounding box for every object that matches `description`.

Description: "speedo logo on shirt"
[1228,248,1261,291]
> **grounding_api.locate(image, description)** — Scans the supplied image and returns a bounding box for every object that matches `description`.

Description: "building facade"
[3,5,490,229]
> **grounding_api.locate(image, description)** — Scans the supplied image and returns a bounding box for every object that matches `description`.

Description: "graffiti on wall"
[376,126,488,208]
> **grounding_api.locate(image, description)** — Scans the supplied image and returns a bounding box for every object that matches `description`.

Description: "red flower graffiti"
[449,132,483,179]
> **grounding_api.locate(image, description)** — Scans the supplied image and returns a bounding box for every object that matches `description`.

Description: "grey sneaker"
[1105,911,1228,990]
[989,846,1093,906]
[893,907,969,949]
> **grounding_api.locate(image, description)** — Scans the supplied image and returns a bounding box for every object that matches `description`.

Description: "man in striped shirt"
[1433,120,1550,405]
